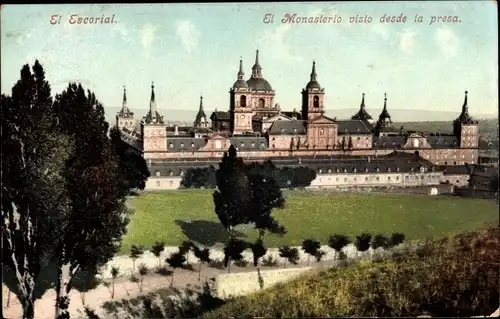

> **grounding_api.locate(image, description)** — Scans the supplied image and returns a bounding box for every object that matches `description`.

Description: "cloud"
[371,24,390,41]
[398,29,416,54]
[175,20,200,54]
[435,27,459,59]
[259,24,303,62]
[140,23,158,50]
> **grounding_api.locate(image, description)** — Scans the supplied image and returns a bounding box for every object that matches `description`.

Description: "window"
[396,176,399,181]
[180,142,184,148]
[169,171,173,176]
[336,177,339,182]
[259,98,265,108]
[156,181,160,187]
[191,143,195,148]
[156,171,160,177]
[376,177,380,181]
[241,142,245,147]
[344,178,348,182]
[169,143,174,148]
[169,181,173,186]
[241,115,245,119]
[354,177,357,182]
[405,176,409,180]
[320,129,324,135]
[365,177,368,181]
[240,95,247,107]
[388,176,391,181]
[313,95,320,108]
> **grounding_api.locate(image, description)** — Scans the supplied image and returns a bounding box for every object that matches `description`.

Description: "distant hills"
[105,106,497,126]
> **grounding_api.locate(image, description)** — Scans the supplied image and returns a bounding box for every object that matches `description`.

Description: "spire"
[150,81,156,103]
[462,90,469,114]
[237,58,245,80]
[199,94,204,113]
[251,49,262,78]
[194,94,207,127]
[378,92,391,120]
[149,81,157,122]
[351,93,373,121]
[383,92,387,111]
[122,85,127,107]
[310,60,317,82]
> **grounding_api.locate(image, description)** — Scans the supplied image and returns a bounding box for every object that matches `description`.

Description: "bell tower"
[301,61,325,121]
[230,58,253,134]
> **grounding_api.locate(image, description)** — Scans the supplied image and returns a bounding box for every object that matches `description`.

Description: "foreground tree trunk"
[55,262,79,319]
[19,278,36,319]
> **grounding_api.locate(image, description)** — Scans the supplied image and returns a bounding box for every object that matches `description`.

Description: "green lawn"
[121,190,499,253]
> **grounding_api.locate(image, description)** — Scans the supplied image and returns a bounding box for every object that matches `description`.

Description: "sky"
[1,1,498,119]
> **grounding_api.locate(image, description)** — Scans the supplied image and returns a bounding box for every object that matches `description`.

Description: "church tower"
[301,61,325,121]
[141,82,167,152]
[230,58,253,134]
[194,95,208,128]
[453,90,479,148]
[116,86,136,131]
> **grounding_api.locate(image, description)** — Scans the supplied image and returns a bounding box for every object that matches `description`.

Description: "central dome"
[246,77,273,91]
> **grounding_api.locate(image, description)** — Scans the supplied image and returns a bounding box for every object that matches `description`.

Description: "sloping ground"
[205,223,499,318]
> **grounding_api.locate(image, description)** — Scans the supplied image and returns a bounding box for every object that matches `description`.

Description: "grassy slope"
[205,223,499,318]
[121,190,498,253]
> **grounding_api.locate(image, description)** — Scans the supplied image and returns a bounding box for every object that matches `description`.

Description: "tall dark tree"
[213,145,251,237]
[192,245,211,281]
[355,233,372,258]
[1,61,68,319]
[51,83,132,319]
[223,238,248,273]
[109,126,150,196]
[250,239,268,268]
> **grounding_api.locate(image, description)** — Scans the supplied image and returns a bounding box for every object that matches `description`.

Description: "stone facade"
[116,50,481,179]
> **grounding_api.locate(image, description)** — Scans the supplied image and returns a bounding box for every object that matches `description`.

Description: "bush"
[261,255,279,267]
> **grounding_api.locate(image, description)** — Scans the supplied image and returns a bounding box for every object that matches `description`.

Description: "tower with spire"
[244,49,276,114]
[194,95,208,128]
[229,58,253,134]
[141,82,167,152]
[301,60,325,121]
[453,90,479,148]
[374,93,396,136]
[351,93,374,128]
[116,86,137,131]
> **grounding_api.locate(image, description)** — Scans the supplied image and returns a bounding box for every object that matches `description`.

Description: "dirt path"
[2,260,333,319]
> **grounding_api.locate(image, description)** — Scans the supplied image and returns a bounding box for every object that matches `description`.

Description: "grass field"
[120,190,499,253]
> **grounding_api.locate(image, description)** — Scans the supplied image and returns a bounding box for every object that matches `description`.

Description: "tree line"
[180,164,317,189]
[1,61,150,319]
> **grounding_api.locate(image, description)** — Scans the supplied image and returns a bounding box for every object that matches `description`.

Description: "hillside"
[204,223,499,318]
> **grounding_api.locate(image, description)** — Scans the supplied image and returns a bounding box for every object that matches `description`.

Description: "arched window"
[259,98,265,108]
[313,95,319,108]
[240,95,247,107]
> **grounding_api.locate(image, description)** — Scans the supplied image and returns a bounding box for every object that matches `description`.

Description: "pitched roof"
[337,120,372,134]
[268,120,307,135]
[210,111,230,120]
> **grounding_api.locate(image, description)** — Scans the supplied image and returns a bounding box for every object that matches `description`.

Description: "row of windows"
[318,166,428,174]
[317,174,442,183]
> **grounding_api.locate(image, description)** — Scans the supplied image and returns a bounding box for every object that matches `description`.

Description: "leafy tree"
[110,266,119,299]
[328,234,351,260]
[109,126,150,196]
[301,239,321,266]
[130,245,144,273]
[223,238,248,273]
[179,240,193,263]
[137,263,149,292]
[371,234,390,250]
[166,252,187,286]
[279,246,300,268]
[1,61,65,319]
[151,241,165,268]
[51,82,132,319]
[389,233,406,247]
[250,239,268,268]
[192,245,212,281]
[355,233,372,258]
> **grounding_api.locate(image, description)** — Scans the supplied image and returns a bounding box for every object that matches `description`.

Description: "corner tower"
[116,86,136,131]
[453,90,479,148]
[141,82,167,152]
[301,61,325,121]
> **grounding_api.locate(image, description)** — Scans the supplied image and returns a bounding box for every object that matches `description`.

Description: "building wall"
[144,170,470,191]
[142,125,167,152]
[117,117,136,131]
